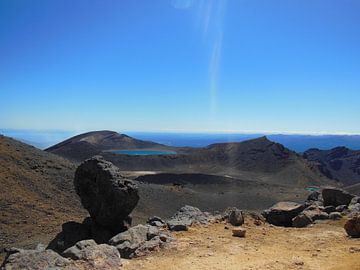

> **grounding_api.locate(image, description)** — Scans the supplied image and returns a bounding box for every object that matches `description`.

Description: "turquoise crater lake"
[109,149,177,156]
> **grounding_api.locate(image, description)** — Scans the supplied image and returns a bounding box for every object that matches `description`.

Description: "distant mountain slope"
[101,136,332,188]
[303,147,360,186]
[345,183,360,196]
[46,131,334,188]
[46,130,169,161]
[0,135,86,251]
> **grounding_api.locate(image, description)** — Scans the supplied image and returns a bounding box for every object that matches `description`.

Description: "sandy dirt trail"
[125,219,360,270]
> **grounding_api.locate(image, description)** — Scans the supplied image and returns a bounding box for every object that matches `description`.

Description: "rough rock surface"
[227,208,244,226]
[74,156,139,232]
[1,248,74,270]
[109,224,173,259]
[292,213,313,228]
[344,215,360,238]
[262,202,305,227]
[63,240,122,269]
[329,212,342,220]
[322,188,354,207]
[307,191,320,201]
[147,216,166,227]
[232,227,246,237]
[167,205,214,231]
[302,207,329,221]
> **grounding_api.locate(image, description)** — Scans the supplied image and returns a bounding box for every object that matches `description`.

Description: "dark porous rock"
[344,215,360,238]
[329,212,342,220]
[263,202,306,227]
[322,188,354,207]
[335,205,348,213]
[323,206,336,214]
[227,208,244,226]
[74,156,139,232]
[167,205,214,231]
[307,191,320,202]
[63,240,122,269]
[292,213,313,228]
[47,221,91,253]
[1,248,74,270]
[147,216,166,227]
[108,224,171,259]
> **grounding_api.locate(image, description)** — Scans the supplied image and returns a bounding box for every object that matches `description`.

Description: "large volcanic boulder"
[262,202,306,227]
[74,156,139,232]
[322,188,354,207]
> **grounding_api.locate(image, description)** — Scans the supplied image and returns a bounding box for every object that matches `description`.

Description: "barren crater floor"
[125,219,360,270]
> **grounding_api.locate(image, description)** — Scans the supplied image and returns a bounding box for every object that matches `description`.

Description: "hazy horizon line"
[1,127,360,136]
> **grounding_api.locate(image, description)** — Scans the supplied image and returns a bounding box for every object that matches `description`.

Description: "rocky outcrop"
[322,188,354,207]
[344,215,360,238]
[74,156,139,232]
[166,205,215,231]
[108,224,173,259]
[262,202,306,227]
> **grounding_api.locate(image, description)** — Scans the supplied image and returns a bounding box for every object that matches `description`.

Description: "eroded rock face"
[344,215,360,238]
[74,156,139,232]
[322,188,354,207]
[262,202,306,227]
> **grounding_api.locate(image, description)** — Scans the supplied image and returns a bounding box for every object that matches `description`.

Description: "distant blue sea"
[1,129,360,152]
[109,149,177,156]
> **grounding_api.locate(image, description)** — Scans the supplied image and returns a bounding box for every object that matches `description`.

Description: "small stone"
[232,227,246,238]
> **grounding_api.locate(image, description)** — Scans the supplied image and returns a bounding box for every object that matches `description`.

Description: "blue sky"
[1,0,359,134]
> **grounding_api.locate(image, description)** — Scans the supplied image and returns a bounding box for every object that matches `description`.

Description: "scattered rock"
[350,196,360,206]
[322,188,354,207]
[302,207,329,221]
[292,213,313,228]
[348,203,360,215]
[262,202,306,227]
[63,240,122,269]
[335,205,347,213]
[108,224,172,259]
[167,205,213,231]
[232,227,246,238]
[329,212,342,220]
[307,191,320,201]
[344,215,360,238]
[227,208,244,226]
[1,248,73,270]
[74,156,139,232]
[147,216,166,227]
[324,206,336,214]
[47,221,91,253]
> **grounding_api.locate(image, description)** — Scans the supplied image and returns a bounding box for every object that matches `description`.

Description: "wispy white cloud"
[203,0,227,113]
